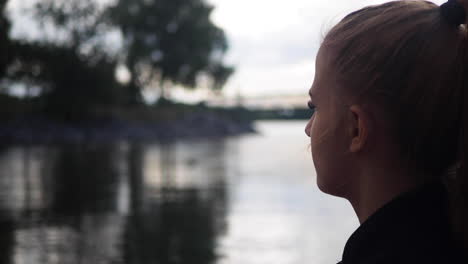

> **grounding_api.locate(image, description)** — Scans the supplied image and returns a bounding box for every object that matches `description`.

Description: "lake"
[0,120,358,264]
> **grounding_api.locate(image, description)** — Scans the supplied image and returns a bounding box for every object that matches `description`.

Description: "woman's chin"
[316,176,348,198]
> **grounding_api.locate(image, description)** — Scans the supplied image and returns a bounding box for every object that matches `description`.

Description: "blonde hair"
[323,0,468,250]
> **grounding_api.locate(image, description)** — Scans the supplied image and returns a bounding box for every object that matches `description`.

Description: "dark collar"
[340,181,463,264]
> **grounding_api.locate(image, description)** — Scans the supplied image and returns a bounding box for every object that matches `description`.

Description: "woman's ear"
[348,105,371,153]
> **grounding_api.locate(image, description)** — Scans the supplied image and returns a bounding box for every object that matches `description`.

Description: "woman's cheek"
[309,113,317,136]
[310,114,321,164]
[305,116,314,137]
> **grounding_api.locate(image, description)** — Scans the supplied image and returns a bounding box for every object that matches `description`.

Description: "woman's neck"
[349,166,426,224]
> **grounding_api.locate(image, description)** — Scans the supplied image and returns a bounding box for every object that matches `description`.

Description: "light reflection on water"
[218,121,358,264]
[0,120,358,264]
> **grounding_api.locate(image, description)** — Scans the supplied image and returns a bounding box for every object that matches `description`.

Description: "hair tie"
[440,0,466,26]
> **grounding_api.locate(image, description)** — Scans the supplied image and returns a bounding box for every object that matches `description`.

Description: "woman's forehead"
[316,45,334,71]
[309,46,333,100]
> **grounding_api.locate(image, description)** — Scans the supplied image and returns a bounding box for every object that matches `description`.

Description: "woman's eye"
[308,101,316,111]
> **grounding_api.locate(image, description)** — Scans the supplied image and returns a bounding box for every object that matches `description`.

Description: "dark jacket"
[337,181,466,264]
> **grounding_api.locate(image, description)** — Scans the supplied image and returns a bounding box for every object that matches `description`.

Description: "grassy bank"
[0,95,255,144]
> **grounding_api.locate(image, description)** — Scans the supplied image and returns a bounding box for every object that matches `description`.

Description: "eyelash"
[308,101,316,111]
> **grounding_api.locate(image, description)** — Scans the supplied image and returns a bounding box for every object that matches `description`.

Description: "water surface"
[0,120,358,264]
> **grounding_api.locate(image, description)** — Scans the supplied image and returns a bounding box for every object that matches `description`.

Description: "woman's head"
[305,0,468,246]
[306,0,467,193]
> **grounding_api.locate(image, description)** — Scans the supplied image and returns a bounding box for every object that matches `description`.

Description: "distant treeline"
[0,0,233,121]
[250,107,312,120]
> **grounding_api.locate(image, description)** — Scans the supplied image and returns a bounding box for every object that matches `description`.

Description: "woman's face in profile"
[305,46,353,197]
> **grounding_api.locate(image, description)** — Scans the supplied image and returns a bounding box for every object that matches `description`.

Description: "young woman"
[304,0,468,263]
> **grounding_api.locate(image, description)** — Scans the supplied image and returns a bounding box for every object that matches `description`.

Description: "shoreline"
[0,113,256,145]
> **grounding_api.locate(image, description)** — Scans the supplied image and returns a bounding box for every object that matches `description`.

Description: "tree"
[5,42,124,120]
[4,0,234,114]
[1,0,125,120]
[105,0,234,104]
[0,0,11,78]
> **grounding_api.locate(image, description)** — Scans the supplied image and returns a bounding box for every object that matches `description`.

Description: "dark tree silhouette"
[105,0,234,103]
[0,0,124,120]
[5,42,124,120]
[1,0,234,118]
[28,0,233,105]
[0,0,11,78]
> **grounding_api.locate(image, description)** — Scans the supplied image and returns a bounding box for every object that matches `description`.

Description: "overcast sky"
[7,0,447,102]
[207,0,446,99]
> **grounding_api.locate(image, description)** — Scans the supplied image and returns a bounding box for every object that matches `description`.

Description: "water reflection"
[0,121,358,264]
[125,141,228,264]
[0,139,230,264]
